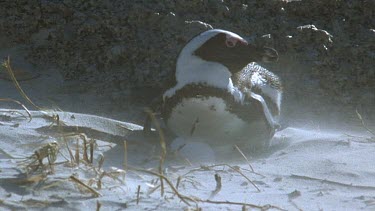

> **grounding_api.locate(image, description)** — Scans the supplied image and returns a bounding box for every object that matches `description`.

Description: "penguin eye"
[225,35,248,48]
[225,40,236,48]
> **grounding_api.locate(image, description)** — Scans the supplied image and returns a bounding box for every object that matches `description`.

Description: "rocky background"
[1,0,374,121]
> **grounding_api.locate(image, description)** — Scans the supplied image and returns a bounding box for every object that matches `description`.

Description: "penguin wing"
[233,63,282,117]
[230,63,283,131]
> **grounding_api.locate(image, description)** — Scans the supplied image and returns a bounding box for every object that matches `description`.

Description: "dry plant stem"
[123,141,128,171]
[65,141,75,164]
[70,175,101,197]
[234,144,254,172]
[56,115,76,164]
[90,141,94,164]
[43,114,66,127]
[209,173,222,199]
[176,176,182,190]
[13,174,47,185]
[0,98,32,121]
[117,123,135,131]
[221,164,260,192]
[129,166,284,210]
[289,200,303,211]
[184,164,260,192]
[3,56,44,110]
[356,109,375,136]
[8,110,30,119]
[97,173,104,190]
[136,185,141,205]
[4,57,64,126]
[96,200,102,211]
[129,166,193,206]
[75,139,80,165]
[147,184,161,196]
[291,174,375,190]
[343,133,372,143]
[196,199,286,211]
[98,154,104,170]
[41,179,66,190]
[82,136,89,162]
[145,108,167,197]
[242,205,247,211]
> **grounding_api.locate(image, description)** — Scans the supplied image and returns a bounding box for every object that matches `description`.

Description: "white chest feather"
[164,56,232,98]
[166,97,271,147]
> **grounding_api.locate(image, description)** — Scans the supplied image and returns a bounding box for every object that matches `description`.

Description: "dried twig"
[0,98,32,121]
[12,174,47,185]
[234,144,254,172]
[90,140,94,164]
[129,166,284,210]
[147,184,161,196]
[145,108,167,196]
[98,154,105,170]
[96,200,101,211]
[123,141,128,171]
[82,135,89,163]
[242,205,247,211]
[291,174,375,190]
[209,173,222,199]
[195,199,286,211]
[19,142,59,174]
[6,110,30,120]
[64,140,75,164]
[136,185,141,205]
[356,109,375,137]
[75,139,80,165]
[183,164,260,192]
[128,166,193,206]
[69,175,101,197]
[176,176,182,190]
[224,164,260,192]
[2,56,44,110]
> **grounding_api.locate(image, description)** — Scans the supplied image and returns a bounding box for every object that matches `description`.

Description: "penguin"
[155,29,282,150]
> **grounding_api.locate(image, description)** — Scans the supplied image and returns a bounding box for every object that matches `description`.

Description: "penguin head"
[180,29,278,74]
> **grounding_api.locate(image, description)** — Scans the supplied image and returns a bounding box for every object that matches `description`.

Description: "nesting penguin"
[161,29,282,150]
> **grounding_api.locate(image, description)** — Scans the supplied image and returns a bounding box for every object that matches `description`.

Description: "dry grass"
[0,98,32,121]
[209,173,222,198]
[291,174,375,190]
[182,164,260,192]
[18,142,59,174]
[129,165,285,210]
[356,109,375,138]
[1,56,287,210]
[234,144,254,172]
[96,200,102,211]
[70,175,102,197]
[145,108,167,196]
[136,185,141,204]
[0,73,124,200]
[2,56,44,110]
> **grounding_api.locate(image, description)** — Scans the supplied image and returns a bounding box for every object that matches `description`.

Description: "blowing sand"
[1,47,375,210]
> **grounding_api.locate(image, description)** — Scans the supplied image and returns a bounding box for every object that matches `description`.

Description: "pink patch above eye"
[225,35,248,48]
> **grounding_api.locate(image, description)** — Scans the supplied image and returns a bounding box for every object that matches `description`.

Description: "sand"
[1,46,375,210]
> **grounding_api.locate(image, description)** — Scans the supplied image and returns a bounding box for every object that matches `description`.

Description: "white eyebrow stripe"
[226,34,248,45]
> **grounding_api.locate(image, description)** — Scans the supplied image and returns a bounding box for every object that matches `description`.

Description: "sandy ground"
[1,45,375,210]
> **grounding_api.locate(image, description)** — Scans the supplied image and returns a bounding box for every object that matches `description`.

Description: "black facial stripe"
[194,33,262,73]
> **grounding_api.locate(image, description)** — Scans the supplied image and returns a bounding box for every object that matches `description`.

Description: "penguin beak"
[261,47,279,63]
